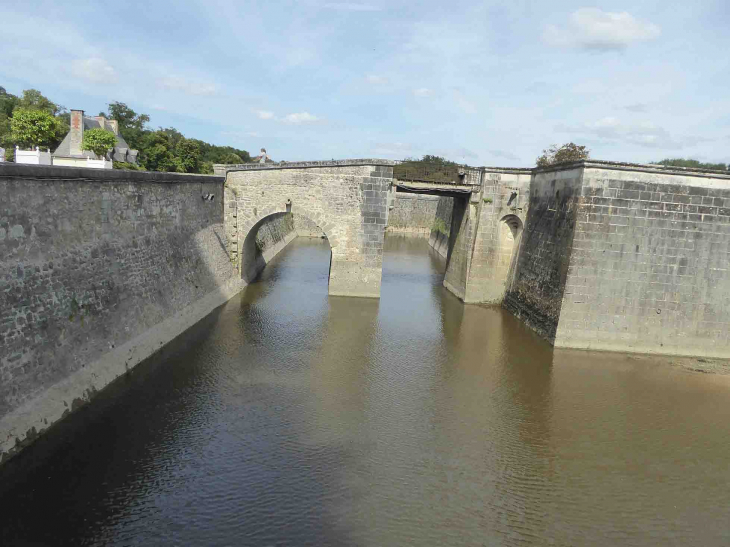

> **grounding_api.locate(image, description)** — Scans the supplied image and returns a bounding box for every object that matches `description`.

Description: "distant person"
[259,148,269,164]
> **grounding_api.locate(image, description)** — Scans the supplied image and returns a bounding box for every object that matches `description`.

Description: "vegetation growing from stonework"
[536,142,590,167]
[394,154,461,183]
[653,158,728,171]
[431,218,450,236]
[0,85,252,174]
[82,128,118,158]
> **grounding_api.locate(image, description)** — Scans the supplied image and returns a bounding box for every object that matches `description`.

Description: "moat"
[2,236,730,546]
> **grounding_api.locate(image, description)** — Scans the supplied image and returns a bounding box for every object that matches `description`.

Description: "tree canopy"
[536,143,590,167]
[0,86,255,173]
[82,128,117,158]
[10,108,64,149]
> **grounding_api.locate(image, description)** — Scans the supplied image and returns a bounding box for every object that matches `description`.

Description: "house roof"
[53,117,136,162]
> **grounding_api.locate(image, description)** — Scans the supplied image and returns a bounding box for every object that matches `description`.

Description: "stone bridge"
[222,160,533,303]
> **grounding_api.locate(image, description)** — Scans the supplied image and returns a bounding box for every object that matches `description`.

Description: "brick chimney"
[108,119,119,135]
[70,110,84,156]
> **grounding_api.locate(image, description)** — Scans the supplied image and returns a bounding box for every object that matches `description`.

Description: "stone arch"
[239,207,336,283]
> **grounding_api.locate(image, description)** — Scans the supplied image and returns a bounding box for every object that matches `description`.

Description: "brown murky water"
[2,236,730,546]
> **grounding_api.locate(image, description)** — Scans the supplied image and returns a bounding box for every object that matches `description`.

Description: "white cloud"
[282,112,319,124]
[323,3,381,11]
[413,87,433,97]
[544,8,661,51]
[255,109,275,120]
[157,76,216,96]
[366,75,388,84]
[559,117,710,149]
[70,58,117,84]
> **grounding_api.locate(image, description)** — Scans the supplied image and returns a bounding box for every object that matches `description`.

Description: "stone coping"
[222,159,398,172]
[534,159,730,178]
[0,162,224,184]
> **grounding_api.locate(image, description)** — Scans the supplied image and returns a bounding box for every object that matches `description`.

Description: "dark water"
[2,236,730,546]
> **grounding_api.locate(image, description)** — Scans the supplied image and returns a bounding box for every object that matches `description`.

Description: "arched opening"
[497,214,524,291]
[241,212,329,283]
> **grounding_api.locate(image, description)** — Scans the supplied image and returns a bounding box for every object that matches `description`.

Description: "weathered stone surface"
[0,164,244,464]
[387,192,441,233]
[503,167,583,340]
[225,162,394,298]
[555,165,730,357]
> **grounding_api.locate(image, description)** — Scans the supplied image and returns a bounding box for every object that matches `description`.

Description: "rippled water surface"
[2,236,730,546]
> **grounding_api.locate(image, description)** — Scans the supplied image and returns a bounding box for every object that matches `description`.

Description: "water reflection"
[1,236,730,546]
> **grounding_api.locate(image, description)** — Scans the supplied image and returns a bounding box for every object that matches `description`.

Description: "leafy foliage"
[2,87,252,171]
[17,89,65,116]
[113,161,143,171]
[101,102,150,152]
[654,158,728,171]
[82,128,117,157]
[10,108,64,149]
[431,218,450,236]
[394,154,461,183]
[536,143,590,167]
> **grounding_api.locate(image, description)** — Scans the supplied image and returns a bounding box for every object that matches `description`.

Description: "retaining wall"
[504,162,730,357]
[387,192,441,233]
[0,164,243,464]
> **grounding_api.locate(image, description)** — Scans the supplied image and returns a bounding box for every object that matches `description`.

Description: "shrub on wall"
[536,143,589,167]
[432,218,450,236]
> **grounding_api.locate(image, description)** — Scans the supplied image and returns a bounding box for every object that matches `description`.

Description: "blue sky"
[3,0,729,166]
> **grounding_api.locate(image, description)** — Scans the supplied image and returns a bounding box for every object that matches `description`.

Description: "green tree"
[9,108,63,149]
[100,101,150,151]
[220,152,242,164]
[113,161,143,171]
[0,87,19,153]
[654,158,728,171]
[536,142,590,167]
[17,89,65,116]
[175,138,201,173]
[82,128,117,158]
[140,131,181,172]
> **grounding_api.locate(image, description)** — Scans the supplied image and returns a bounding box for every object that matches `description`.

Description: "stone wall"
[387,192,441,233]
[0,164,243,464]
[502,167,583,340]
[293,214,325,237]
[462,169,533,303]
[428,196,455,258]
[555,164,730,357]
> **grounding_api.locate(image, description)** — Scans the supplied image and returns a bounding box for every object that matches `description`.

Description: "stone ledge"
[534,159,730,179]
[0,163,224,184]
[219,158,397,173]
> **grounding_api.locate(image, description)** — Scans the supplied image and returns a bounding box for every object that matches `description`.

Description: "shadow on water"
[0,238,353,547]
